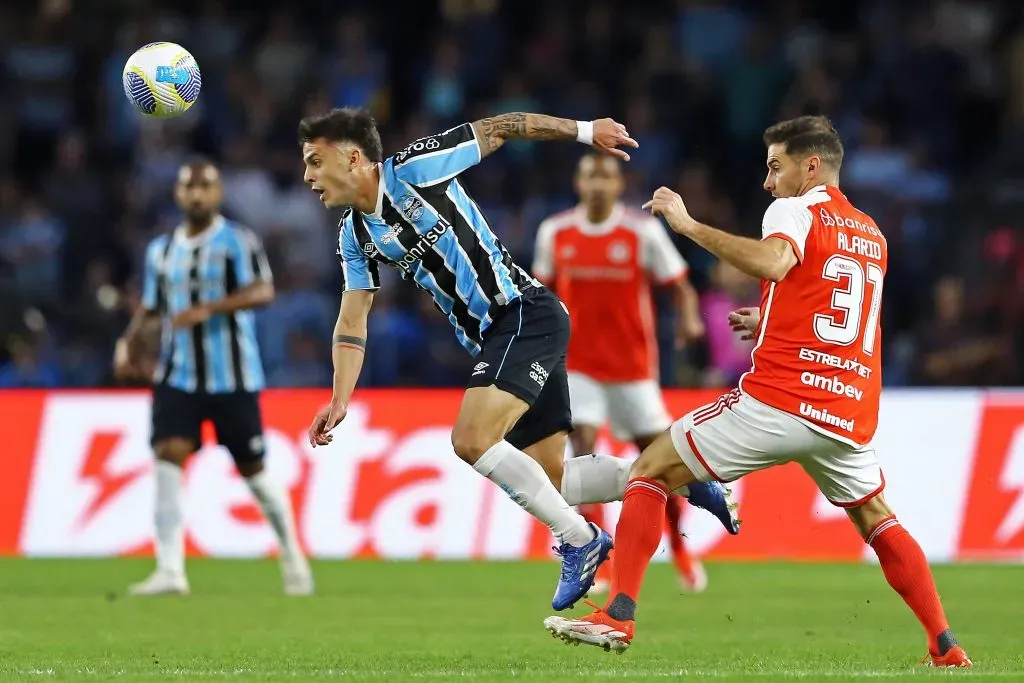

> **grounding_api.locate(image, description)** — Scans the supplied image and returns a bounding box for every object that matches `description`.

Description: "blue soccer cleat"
[685,481,741,535]
[551,523,613,611]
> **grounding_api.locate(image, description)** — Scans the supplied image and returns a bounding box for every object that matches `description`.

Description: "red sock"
[868,517,950,653]
[664,494,694,575]
[579,503,605,533]
[605,477,668,614]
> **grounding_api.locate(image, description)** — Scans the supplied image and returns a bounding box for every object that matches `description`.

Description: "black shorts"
[151,385,265,463]
[468,287,572,450]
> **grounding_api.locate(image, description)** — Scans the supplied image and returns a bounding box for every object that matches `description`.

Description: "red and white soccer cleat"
[922,645,972,668]
[543,600,634,653]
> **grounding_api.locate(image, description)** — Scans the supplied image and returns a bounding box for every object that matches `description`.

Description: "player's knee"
[154,438,193,467]
[847,494,894,540]
[627,434,695,491]
[628,453,669,483]
[450,426,498,465]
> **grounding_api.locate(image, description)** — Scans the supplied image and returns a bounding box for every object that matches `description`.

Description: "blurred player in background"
[299,108,737,611]
[533,152,727,594]
[544,116,971,668]
[114,161,313,597]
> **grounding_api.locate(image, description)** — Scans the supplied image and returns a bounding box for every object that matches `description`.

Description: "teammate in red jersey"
[533,153,710,593]
[544,116,971,668]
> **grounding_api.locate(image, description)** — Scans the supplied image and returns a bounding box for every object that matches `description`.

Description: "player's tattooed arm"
[331,290,374,402]
[332,334,366,353]
[309,292,375,447]
[472,113,575,157]
[471,114,638,160]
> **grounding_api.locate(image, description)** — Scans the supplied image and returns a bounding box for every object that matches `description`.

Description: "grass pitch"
[0,559,1020,682]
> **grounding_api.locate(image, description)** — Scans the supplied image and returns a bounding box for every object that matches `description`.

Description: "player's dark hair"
[298,107,384,163]
[185,154,216,168]
[763,116,844,170]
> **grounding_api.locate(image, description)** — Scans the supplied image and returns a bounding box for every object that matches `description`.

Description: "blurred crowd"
[1,0,1023,389]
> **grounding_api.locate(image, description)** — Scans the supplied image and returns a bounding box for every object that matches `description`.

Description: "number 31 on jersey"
[814,255,883,355]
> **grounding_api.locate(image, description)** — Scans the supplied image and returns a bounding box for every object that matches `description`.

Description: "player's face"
[303,139,361,208]
[575,156,624,209]
[763,143,809,198]
[175,165,222,221]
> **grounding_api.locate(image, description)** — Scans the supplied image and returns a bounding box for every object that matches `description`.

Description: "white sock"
[154,460,185,576]
[561,453,631,505]
[246,471,303,562]
[473,441,595,547]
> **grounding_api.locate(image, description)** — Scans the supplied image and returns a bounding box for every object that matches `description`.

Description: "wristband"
[575,120,594,146]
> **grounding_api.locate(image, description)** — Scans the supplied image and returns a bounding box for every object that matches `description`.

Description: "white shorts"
[568,372,672,441]
[669,390,884,507]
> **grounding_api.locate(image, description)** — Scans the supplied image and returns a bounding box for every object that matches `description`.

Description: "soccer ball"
[122,42,202,118]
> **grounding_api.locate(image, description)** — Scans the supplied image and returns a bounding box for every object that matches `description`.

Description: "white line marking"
[14,667,1005,679]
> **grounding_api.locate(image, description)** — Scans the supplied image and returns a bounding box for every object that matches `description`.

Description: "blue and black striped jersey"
[142,216,271,393]
[337,123,541,355]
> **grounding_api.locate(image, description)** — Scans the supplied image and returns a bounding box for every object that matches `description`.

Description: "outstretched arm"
[643,187,799,283]
[471,114,638,160]
[330,290,373,405]
[308,290,375,447]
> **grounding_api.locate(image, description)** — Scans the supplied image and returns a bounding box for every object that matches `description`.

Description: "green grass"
[0,559,1020,682]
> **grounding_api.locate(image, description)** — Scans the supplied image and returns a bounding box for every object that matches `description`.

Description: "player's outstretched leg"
[129,440,191,596]
[544,432,697,652]
[848,496,971,668]
[453,386,612,611]
[559,451,740,535]
[239,462,313,596]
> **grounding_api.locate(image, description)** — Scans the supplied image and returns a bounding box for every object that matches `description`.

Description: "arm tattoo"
[333,334,366,352]
[476,113,577,154]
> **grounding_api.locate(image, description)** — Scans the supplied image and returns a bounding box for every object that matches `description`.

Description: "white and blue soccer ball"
[122,42,202,118]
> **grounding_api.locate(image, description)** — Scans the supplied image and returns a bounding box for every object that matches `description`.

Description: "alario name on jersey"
[836,233,883,261]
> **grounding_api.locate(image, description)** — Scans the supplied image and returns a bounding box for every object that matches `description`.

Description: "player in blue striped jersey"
[300,109,739,612]
[114,161,312,597]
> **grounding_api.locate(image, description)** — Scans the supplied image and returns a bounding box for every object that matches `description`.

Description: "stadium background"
[1,1,1023,680]
[0,0,1022,560]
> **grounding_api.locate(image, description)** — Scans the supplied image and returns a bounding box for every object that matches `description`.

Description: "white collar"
[173,215,225,247]
[575,202,624,235]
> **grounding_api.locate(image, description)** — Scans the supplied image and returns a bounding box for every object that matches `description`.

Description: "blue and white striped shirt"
[337,123,541,355]
[142,216,271,393]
